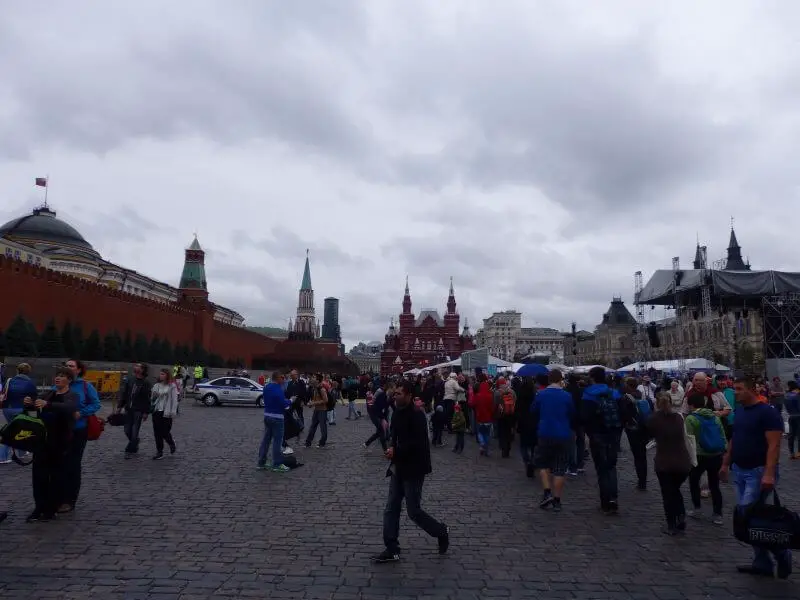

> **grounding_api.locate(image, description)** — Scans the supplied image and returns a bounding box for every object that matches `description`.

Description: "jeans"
[454,431,465,452]
[305,411,328,446]
[347,401,360,419]
[62,427,88,506]
[124,410,145,453]
[656,470,688,528]
[258,416,285,467]
[1,407,23,461]
[589,432,619,507]
[365,416,388,450]
[689,453,723,515]
[732,464,792,571]
[625,428,648,488]
[568,427,585,471]
[788,416,800,454]
[477,423,492,453]
[152,411,175,454]
[327,408,336,425]
[383,473,446,553]
[519,431,535,465]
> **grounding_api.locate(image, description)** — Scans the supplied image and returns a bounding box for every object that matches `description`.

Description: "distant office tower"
[322,297,341,343]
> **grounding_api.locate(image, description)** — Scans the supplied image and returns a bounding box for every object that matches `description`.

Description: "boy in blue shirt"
[531,369,575,512]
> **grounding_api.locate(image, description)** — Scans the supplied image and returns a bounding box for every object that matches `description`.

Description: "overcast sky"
[1,2,798,349]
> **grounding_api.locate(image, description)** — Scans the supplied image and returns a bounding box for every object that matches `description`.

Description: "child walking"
[451,404,466,453]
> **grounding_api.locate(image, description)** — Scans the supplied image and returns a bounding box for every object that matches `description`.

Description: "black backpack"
[0,412,47,464]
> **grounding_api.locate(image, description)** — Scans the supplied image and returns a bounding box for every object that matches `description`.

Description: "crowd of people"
[2,360,797,579]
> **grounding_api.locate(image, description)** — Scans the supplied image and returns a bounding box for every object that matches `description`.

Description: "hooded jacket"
[473,381,495,423]
[443,375,464,401]
[581,383,622,435]
[684,408,727,456]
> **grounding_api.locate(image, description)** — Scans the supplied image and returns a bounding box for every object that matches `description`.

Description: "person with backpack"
[621,377,653,492]
[581,366,623,514]
[684,393,727,525]
[25,366,79,522]
[493,377,517,458]
[326,380,340,426]
[0,362,39,465]
[531,369,574,512]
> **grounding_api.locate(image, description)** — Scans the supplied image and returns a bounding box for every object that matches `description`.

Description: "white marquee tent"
[617,358,731,373]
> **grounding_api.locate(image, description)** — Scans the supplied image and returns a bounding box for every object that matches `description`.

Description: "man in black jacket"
[117,363,153,458]
[373,381,449,563]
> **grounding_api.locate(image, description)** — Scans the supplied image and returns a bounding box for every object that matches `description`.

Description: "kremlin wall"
[0,205,355,373]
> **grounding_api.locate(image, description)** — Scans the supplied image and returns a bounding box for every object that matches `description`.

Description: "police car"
[196,376,264,407]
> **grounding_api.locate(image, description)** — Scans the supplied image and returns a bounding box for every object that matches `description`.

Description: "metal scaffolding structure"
[762,294,800,360]
[698,246,715,361]
[671,257,686,372]
[634,270,647,366]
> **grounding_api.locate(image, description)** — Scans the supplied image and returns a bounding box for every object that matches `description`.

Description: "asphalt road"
[0,401,798,599]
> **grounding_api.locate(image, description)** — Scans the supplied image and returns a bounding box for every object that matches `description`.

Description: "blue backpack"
[636,398,653,422]
[693,413,727,454]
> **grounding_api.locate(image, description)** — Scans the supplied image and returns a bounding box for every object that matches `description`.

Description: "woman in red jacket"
[473,375,495,456]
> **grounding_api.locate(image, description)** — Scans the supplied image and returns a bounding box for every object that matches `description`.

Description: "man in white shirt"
[637,376,657,403]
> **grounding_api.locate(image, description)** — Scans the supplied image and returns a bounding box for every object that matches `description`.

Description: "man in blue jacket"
[60,358,100,513]
[258,371,291,473]
[0,362,39,464]
[581,366,623,514]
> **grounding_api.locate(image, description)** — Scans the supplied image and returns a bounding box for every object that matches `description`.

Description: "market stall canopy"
[617,358,730,373]
[638,269,800,306]
[422,355,512,372]
[571,364,614,374]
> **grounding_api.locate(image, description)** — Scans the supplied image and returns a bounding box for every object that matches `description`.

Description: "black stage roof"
[638,269,800,307]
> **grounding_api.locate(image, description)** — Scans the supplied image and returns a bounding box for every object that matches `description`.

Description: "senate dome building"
[0,205,244,326]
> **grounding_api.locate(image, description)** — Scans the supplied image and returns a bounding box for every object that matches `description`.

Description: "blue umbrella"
[515,363,549,377]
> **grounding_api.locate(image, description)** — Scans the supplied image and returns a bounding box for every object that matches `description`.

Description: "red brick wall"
[0,256,277,366]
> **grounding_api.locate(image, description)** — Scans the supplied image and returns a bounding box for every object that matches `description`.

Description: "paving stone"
[1,402,800,598]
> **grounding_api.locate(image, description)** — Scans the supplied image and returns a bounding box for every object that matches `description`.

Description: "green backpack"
[0,412,47,463]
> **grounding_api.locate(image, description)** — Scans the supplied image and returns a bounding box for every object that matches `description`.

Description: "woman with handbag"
[59,358,100,514]
[645,392,693,536]
[150,368,178,460]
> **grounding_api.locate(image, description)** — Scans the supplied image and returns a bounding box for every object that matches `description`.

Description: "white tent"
[509,362,572,374]
[403,368,423,375]
[422,355,512,373]
[571,364,614,374]
[617,358,731,373]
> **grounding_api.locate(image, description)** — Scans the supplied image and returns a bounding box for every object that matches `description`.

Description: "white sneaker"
[282,446,294,455]
[0,459,12,465]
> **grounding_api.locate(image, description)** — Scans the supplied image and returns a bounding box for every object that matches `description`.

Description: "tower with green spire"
[179,234,209,304]
[291,249,317,339]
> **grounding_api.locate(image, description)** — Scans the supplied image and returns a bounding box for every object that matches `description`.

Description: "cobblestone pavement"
[1,401,799,599]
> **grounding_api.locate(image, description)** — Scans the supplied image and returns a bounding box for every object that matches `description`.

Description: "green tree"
[207,353,224,368]
[148,335,163,364]
[83,329,103,360]
[72,325,84,359]
[121,330,134,361]
[61,320,76,357]
[27,322,40,357]
[103,330,123,361]
[160,339,174,365]
[0,329,8,358]
[5,315,38,357]
[38,318,64,358]
[133,333,149,362]
[189,343,208,365]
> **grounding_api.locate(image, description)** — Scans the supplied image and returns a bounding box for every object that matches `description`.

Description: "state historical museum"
[380,278,475,375]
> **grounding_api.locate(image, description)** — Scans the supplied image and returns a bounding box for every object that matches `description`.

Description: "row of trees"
[0,315,245,368]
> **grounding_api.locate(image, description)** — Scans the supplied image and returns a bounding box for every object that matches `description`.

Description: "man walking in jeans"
[721,376,791,579]
[117,363,153,459]
[372,381,449,563]
[258,372,291,473]
[581,366,623,514]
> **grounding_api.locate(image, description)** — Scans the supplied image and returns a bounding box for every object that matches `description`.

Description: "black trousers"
[152,411,175,454]
[305,411,327,446]
[625,429,648,488]
[62,427,88,507]
[33,445,66,515]
[497,418,514,457]
[365,416,387,450]
[453,431,465,452]
[688,454,723,515]
[383,473,446,553]
[656,470,688,528]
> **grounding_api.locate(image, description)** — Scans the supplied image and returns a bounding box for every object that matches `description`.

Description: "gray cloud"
[1,2,798,350]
